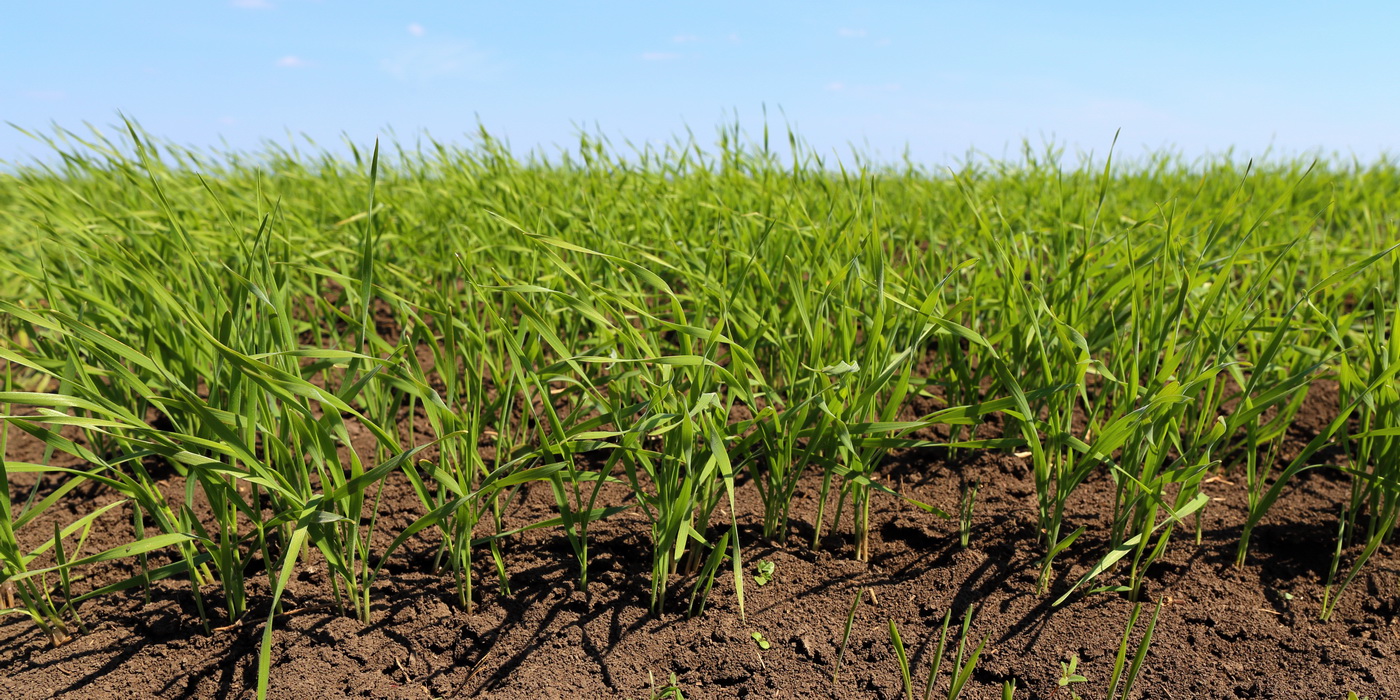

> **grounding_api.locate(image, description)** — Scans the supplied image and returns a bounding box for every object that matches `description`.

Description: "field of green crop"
[1,122,1397,697]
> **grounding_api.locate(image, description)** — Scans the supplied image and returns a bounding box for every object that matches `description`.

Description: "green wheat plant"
[3,119,1400,698]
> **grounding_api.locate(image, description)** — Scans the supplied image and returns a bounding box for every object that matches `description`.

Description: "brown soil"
[2,387,1398,699]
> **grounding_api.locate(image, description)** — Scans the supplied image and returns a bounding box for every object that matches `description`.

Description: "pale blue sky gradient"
[4,1,1397,165]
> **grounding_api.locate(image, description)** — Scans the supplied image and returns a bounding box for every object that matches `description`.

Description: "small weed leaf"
[753,559,776,586]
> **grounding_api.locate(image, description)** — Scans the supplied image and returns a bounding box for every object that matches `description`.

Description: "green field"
[2,123,1397,698]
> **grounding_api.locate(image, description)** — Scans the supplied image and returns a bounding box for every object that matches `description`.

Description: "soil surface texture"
[2,385,1398,699]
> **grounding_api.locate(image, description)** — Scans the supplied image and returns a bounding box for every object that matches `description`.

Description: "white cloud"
[671,34,700,44]
[837,28,868,38]
[276,55,309,68]
[230,0,272,9]
[641,52,680,61]
[382,41,493,81]
[407,23,426,37]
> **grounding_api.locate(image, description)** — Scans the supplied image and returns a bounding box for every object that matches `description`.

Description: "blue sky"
[4,1,1398,166]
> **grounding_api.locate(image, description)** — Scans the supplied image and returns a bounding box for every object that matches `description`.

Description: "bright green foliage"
[1107,597,1164,699]
[1057,654,1088,698]
[753,559,775,585]
[646,671,687,700]
[1,121,1398,695]
[958,479,978,548]
[888,606,986,700]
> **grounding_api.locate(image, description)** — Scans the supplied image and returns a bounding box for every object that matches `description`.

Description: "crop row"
[1,123,1397,697]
